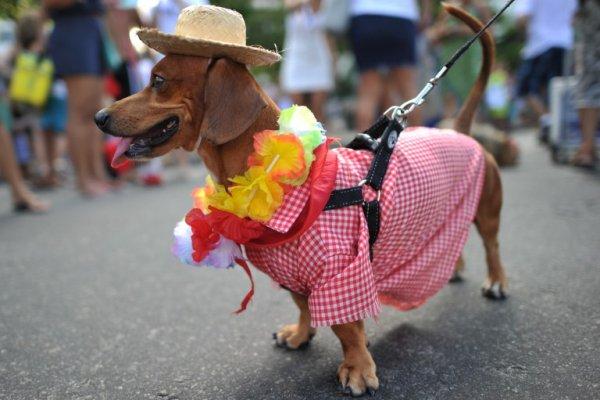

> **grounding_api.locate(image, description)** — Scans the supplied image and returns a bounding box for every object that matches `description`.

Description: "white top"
[153,0,209,34]
[513,0,577,59]
[350,0,419,21]
[280,5,333,93]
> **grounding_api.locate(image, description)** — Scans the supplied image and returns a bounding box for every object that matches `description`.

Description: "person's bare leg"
[331,321,379,396]
[31,127,49,181]
[86,78,110,188]
[573,107,599,165]
[390,66,422,126]
[44,130,60,185]
[356,70,384,131]
[65,76,108,196]
[443,93,459,119]
[65,77,94,195]
[526,95,547,122]
[45,131,55,178]
[309,91,328,125]
[0,124,48,211]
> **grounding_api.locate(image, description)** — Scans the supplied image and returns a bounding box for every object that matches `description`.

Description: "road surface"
[1,131,599,399]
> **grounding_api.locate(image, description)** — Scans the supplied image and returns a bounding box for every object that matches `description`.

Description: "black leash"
[325,0,518,260]
[445,0,517,72]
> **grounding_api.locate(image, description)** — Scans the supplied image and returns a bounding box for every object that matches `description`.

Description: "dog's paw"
[273,324,316,350]
[338,354,379,397]
[481,279,507,300]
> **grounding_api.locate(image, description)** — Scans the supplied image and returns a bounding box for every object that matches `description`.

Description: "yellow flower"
[229,166,284,222]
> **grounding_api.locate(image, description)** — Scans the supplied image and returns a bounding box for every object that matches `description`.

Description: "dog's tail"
[442,3,495,136]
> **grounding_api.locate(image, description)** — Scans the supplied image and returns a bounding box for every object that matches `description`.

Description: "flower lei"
[172,105,327,269]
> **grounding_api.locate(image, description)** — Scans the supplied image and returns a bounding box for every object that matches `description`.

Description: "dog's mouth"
[111,116,179,168]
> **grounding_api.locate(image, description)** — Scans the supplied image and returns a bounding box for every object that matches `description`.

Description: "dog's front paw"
[273,324,316,350]
[338,352,379,397]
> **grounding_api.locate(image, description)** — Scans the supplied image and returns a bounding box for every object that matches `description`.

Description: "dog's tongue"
[111,137,133,168]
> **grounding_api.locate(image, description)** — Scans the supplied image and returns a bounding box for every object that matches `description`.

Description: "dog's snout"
[94,109,111,130]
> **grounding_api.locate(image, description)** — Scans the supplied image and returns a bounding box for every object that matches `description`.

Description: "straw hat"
[137,5,281,66]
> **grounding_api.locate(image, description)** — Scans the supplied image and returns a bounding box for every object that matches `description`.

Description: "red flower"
[206,207,265,244]
[185,209,220,263]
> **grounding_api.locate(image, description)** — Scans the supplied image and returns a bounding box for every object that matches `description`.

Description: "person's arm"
[513,0,532,31]
[516,15,529,31]
[425,11,449,44]
[419,0,432,31]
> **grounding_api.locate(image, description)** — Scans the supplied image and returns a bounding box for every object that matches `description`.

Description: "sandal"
[571,152,596,170]
[13,198,50,214]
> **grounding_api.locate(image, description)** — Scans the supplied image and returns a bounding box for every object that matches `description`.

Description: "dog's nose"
[94,108,110,130]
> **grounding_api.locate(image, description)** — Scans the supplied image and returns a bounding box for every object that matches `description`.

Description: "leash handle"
[384,0,518,123]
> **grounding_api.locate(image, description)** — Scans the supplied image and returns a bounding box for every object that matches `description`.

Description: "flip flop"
[13,200,49,214]
[571,153,596,170]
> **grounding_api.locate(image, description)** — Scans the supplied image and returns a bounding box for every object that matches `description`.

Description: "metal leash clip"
[383,66,448,126]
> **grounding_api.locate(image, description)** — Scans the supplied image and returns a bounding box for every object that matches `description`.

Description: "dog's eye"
[151,75,165,90]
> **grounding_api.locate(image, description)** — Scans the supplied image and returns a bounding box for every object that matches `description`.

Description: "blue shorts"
[516,47,566,99]
[41,95,68,133]
[349,15,417,72]
[48,15,107,77]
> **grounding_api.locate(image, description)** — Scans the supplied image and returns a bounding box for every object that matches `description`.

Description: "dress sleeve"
[308,244,381,328]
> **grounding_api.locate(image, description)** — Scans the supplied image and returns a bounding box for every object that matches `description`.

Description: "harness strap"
[347,115,389,151]
[324,117,403,259]
[362,200,380,259]
[323,187,363,211]
[365,119,401,190]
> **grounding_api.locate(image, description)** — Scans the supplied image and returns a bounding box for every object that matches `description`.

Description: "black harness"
[324,116,403,259]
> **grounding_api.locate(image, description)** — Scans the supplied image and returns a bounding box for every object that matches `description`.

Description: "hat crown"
[174,5,246,46]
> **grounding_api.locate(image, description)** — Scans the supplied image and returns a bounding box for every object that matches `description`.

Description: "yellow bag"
[9,52,54,109]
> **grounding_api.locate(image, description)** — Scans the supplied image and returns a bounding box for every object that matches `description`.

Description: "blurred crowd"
[0,0,598,215]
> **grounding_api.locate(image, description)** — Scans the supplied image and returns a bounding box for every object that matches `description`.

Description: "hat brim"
[137,28,281,66]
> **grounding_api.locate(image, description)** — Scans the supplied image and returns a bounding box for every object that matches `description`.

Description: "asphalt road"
[1,132,599,400]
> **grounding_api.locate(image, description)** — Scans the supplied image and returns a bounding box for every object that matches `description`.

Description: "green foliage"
[495,26,524,71]
[211,0,285,77]
[0,0,40,20]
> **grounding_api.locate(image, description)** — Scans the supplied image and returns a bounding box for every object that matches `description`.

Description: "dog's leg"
[332,321,379,397]
[274,292,316,350]
[476,155,508,299]
[450,253,465,283]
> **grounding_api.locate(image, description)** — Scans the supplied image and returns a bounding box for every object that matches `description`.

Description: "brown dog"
[96,5,507,396]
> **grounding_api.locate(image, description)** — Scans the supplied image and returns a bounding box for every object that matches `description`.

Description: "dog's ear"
[199,58,266,145]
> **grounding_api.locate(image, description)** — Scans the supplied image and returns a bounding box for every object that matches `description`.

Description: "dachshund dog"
[95,5,507,397]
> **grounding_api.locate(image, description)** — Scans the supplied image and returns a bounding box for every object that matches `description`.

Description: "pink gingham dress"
[246,128,486,327]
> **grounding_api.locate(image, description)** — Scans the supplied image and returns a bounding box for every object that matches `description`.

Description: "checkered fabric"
[246,128,486,327]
